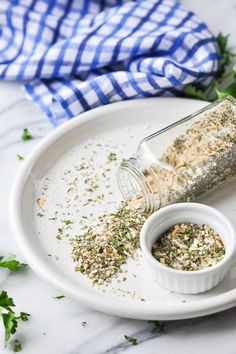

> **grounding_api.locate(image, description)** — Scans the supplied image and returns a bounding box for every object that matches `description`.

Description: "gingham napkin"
[0,0,219,125]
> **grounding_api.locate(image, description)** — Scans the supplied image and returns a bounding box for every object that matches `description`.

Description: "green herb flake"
[17,154,24,161]
[21,128,31,141]
[62,220,74,226]
[124,335,138,346]
[107,152,117,162]
[17,312,30,321]
[81,321,87,327]
[53,295,65,300]
[149,320,166,334]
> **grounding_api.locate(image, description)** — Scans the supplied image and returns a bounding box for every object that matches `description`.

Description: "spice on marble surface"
[17,154,24,160]
[152,223,225,271]
[124,335,138,345]
[149,320,166,334]
[53,295,65,299]
[71,203,147,284]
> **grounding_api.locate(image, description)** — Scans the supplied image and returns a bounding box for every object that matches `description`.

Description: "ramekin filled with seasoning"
[140,203,236,294]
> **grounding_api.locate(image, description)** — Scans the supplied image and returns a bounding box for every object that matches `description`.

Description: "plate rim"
[10,97,236,320]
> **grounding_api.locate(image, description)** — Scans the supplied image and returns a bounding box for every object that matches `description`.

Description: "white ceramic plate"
[10,98,236,320]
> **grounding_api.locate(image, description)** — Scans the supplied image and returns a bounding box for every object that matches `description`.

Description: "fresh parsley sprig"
[184,32,236,101]
[0,291,30,347]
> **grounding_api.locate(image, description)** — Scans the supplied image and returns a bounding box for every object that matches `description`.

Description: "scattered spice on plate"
[152,223,225,271]
[107,152,117,162]
[71,202,147,285]
[36,195,46,209]
[62,219,74,226]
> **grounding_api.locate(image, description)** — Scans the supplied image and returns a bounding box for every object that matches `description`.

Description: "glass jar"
[117,96,236,213]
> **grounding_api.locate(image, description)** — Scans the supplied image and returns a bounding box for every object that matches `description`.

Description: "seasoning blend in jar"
[151,222,225,271]
[117,96,236,212]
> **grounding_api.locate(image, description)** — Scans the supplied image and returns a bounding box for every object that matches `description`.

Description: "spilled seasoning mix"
[71,203,147,284]
[152,223,225,271]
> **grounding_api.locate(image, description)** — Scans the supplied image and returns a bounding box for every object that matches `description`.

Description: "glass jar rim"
[117,157,160,213]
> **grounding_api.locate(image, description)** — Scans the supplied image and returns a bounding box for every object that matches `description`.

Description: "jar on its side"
[117,96,236,213]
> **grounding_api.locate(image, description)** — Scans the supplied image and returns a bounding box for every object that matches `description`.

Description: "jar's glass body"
[117,96,236,212]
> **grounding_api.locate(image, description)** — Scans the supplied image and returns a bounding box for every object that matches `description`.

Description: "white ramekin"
[140,203,236,294]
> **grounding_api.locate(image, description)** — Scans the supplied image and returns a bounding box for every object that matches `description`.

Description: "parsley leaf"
[216,32,229,54]
[215,81,236,99]
[0,291,15,309]
[183,85,205,100]
[2,311,18,344]
[184,32,236,101]
[149,320,166,334]
[53,295,65,299]
[124,335,138,345]
[0,291,30,347]
[21,128,31,141]
[13,339,22,352]
[216,32,235,73]
[16,312,30,321]
[0,255,27,272]
[17,154,24,161]
[62,219,73,225]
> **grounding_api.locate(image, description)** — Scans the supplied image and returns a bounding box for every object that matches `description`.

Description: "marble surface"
[1,1,236,353]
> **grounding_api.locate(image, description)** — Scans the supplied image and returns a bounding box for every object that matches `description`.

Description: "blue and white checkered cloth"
[0,0,219,125]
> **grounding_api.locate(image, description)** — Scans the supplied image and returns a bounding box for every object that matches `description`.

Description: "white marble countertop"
[1,1,236,353]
